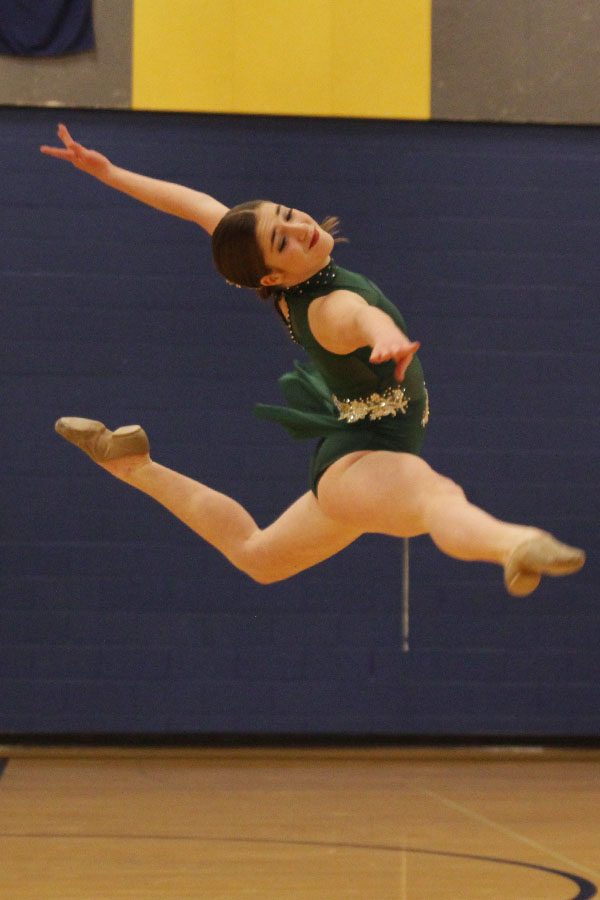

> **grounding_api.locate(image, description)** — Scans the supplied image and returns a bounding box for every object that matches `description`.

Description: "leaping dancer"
[40,124,585,595]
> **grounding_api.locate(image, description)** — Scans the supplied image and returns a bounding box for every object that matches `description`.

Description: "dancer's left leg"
[316,449,585,592]
[55,417,361,584]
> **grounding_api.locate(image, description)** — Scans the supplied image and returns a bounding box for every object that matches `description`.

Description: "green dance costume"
[255,261,429,494]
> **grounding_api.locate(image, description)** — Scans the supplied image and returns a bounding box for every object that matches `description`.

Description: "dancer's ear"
[260,271,283,287]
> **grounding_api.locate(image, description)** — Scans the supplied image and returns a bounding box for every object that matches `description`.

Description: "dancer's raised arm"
[40,123,228,235]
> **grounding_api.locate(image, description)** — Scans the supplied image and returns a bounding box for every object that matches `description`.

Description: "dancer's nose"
[284,221,311,243]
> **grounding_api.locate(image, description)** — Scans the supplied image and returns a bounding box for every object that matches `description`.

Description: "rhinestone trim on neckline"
[283,309,300,345]
[283,262,337,300]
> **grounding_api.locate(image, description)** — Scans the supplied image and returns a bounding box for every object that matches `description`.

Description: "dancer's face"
[254,201,334,288]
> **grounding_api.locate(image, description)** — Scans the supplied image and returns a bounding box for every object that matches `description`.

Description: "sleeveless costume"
[254,260,429,495]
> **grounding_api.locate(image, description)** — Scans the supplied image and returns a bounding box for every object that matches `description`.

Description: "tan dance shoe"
[504,532,586,597]
[55,417,149,462]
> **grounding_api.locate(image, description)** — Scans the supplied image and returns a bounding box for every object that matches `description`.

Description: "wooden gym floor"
[0,746,598,899]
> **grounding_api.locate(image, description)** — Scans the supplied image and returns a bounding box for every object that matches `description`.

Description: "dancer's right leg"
[55,418,361,584]
[127,461,361,582]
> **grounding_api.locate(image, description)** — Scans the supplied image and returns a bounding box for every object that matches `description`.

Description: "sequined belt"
[332,385,411,424]
[332,385,429,426]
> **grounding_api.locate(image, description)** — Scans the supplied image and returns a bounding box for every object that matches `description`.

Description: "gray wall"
[0,0,131,108]
[432,0,600,124]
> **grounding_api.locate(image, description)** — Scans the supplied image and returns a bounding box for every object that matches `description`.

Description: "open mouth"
[309,228,319,249]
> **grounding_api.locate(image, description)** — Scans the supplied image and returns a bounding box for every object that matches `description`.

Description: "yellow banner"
[133,0,431,119]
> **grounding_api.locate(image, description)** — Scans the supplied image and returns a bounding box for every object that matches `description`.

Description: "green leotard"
[254,260,429,494]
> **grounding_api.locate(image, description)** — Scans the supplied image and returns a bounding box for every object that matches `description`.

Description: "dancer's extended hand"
[370,339,420,382]
[40,123,111,179]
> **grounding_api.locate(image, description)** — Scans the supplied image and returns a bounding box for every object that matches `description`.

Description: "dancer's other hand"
[40,123,111,179]
[370,339,420,382]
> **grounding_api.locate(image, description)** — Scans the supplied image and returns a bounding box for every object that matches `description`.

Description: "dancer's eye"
[277,209,293,250]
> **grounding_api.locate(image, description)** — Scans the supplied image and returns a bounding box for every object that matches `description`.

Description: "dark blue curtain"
[0,0,94,56]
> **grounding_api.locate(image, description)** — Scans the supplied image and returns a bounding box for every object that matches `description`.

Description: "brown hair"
[211,200,345,300]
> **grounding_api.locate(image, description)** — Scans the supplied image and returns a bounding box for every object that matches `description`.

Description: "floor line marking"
[422,787,600,882]
[400,839,408,900]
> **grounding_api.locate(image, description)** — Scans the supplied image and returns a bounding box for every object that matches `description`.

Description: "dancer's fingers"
[66,141,85,160]
[57,122,74,146]
[40,146,75,160]
[395,358,410,381]
[370,339,420,366]
[394,342,420,381]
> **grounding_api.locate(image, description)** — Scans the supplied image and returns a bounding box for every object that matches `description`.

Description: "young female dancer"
[41,124,585,596]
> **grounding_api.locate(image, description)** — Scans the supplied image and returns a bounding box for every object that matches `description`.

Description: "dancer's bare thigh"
[244,490,363,583]
[317,450,455,537]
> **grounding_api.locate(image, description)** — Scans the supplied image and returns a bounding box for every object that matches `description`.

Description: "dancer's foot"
[504,532,586,596]
[55,417,150,479]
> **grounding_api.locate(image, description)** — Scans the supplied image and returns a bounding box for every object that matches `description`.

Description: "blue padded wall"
[1,108,597,737]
